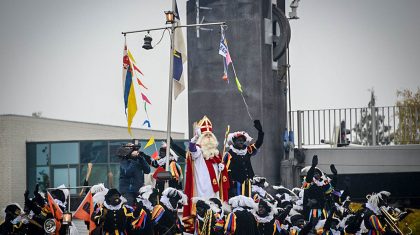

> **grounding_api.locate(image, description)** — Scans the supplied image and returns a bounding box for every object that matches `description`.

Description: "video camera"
[116,139,142,158]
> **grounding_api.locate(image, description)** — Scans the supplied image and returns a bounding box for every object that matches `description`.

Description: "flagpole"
[121,2,226,175]
[165,0,176,172]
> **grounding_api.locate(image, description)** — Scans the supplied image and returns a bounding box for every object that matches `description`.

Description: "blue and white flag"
[173,1,187,99]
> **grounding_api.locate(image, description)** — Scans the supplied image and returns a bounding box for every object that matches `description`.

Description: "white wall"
[0,115,184,212]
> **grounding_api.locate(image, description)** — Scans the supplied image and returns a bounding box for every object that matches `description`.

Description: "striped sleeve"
[224,212,237,235]
[224,153,232,170]
[273,219,283,235]
[131,209,147,229]
[214,214,225,231]
[93,207,103,224]
[247,144,258,156]
[368,214,385,233]
[123,205,134,217]
[152,205,165,224]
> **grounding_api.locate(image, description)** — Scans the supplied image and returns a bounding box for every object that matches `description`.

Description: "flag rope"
[231,62,253,121]
[222,26,253,121]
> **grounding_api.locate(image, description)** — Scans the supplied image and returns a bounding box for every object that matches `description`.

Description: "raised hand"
[254,120,263,132]
[312,155,318,167]
[330,164,338,175]
[24,189,29,201]
[190,134,199,144]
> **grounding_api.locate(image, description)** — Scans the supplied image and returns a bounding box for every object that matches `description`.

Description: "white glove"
[21,217,29,224]
[157,157,167,166]
[218,163,225,171]
[190,135,199,144]
[194,127,201,137]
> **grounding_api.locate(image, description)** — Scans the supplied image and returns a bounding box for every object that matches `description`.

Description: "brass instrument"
[43,218,57,234]
[380,206,404,235]
[17,214,43,229]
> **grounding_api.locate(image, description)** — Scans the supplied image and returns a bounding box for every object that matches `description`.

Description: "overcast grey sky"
[1,0,419,137]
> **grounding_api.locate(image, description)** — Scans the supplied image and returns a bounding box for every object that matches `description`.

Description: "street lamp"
[122,0,226,179]
[142,33,153,50]
[165,11,175,24]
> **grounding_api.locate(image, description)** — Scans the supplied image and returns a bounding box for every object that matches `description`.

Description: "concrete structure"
[187,0,288,185]
[0,114,184,212]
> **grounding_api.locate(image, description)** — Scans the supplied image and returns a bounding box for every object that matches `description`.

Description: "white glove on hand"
[191,135,199,144]
[218,163,225,171]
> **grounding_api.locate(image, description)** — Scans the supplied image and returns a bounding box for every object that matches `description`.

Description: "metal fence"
[291,106,420,148]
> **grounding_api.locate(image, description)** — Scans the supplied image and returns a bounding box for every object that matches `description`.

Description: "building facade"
[0,114,185,213]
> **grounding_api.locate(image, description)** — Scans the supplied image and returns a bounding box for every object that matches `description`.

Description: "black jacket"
[119,153,151,194]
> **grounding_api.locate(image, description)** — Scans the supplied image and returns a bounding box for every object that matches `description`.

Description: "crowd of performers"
[1,116,413,235]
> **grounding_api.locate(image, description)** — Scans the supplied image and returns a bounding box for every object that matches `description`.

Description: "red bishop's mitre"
[198,115,213,133]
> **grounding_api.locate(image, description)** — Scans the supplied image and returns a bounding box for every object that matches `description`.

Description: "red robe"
[182,151,229,233]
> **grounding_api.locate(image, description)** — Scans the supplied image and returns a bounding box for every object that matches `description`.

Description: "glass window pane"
[36,144,49,165]
[51,143,79,165]
[80,164,109,187]
[80,141,108,163]
[109,140,130,163]
[108,164,120,190]
[53,168,77,194]
[36,167,50,193]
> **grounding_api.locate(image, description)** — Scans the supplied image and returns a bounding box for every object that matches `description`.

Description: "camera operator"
[116,142,151,206]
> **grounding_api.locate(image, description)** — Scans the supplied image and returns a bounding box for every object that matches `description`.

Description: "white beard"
[197,133,219,160]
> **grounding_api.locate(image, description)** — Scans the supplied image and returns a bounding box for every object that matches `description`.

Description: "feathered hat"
[228,195,257,211]
[90,183,107,194]
[138,185,158,200]
[227,131,253,145]
[252,176,269,188]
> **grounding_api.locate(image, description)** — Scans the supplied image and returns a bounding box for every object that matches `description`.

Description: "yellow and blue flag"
[122,41,138,135]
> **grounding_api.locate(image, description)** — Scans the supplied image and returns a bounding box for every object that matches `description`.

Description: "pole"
[165,0,176,172]
[297,110,302,149]
[371,105,376,146]
[287,47,292,131]
[67,164,70,211]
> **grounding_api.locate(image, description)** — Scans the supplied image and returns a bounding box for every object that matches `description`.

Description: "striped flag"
[122,41,138,136]
[173,1,187,99]
[219,28,232,82]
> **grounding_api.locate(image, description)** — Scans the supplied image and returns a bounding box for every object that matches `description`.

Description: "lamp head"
[142,34,153,50]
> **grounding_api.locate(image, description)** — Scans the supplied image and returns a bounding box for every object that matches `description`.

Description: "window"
[53,167,77,194]
[36,167,50,192]
[51,143,79,165]
[36,144,49,165]
[80,164,109,187]
[109,140,129,163]
[27,139,187,195]
[80,141,108,163]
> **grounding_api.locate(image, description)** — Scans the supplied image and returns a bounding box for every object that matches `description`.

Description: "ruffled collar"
[233,207,244,212]
[229,146,247,155]
[160,196,176,211]
[104,201,123,210]
[254,213,274,223]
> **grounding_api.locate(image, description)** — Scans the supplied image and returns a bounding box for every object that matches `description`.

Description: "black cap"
[51,189,65,203]
[105,188,121,199]
[290,214,305,224]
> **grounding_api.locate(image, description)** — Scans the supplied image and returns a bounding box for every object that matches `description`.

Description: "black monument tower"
[186,0,290,185]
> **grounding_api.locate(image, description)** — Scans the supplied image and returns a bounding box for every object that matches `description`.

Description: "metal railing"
[291,105,420,147]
